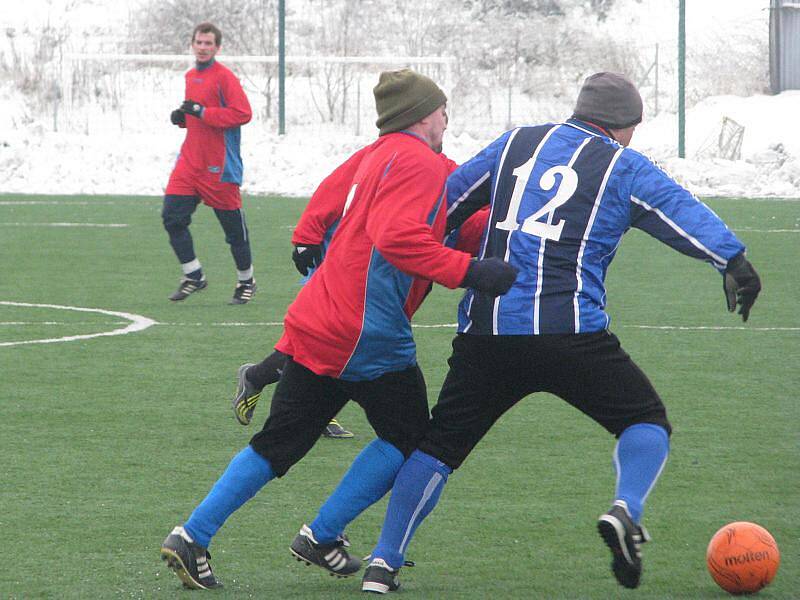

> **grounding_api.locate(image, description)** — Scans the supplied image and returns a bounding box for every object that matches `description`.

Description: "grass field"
[1,194,798,599]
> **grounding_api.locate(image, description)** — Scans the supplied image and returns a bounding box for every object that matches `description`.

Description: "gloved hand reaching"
[460,257,519,297]
[723,253,761,322]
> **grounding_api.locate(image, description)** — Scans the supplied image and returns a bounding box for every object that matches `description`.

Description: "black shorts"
[419,332,671,470]
[249,358,430,476]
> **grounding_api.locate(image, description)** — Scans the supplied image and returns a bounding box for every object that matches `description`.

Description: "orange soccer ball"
[706,521,780,595]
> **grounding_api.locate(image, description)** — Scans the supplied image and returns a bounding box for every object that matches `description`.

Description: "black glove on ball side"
[180,100,204,118]
[460,257,519,297]
[170,109,186,126]
[291,244,323,276]
[723,253,761,322]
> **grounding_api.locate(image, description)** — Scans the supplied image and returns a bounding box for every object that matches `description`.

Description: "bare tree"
[129,0,282,120]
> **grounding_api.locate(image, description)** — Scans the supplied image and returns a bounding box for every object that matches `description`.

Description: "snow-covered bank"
[1,90,798,199]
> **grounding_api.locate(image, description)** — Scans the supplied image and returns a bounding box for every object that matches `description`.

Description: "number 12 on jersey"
[495,159,579,242]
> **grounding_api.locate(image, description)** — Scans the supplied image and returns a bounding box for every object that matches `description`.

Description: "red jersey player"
[162,23,255,304]
[231,144,488,437]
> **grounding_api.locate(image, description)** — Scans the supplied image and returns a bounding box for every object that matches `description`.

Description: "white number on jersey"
[496,163,579,242]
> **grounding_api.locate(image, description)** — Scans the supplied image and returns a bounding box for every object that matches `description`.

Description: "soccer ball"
[706,521,780,595]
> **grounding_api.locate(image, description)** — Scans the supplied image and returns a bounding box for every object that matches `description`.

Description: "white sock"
[181,259,202,276]
[237,266,254,282]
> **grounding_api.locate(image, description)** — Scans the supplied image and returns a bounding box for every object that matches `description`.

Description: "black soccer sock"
[185,268,203,281]
[247,350,289,389]
[215,207,253,272]
[230,243,253,272]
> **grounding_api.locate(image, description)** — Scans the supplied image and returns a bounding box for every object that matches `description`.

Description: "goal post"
[64,53,456,134]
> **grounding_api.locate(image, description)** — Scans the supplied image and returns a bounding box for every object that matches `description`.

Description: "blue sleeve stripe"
[571,146,624,333]
[630,195,727,268]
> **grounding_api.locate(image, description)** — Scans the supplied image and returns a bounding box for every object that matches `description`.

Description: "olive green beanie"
[374,68,447,136]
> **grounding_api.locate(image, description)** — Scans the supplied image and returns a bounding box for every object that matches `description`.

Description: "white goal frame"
[62,53,456,129]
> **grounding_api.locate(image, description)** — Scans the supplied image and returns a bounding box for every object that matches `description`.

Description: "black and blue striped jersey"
[446,119,746,335]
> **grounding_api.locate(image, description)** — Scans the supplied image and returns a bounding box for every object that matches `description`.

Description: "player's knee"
[614,416,672,439]
[371,438,405,465]
[162,212,189,234]
[417,439,462,471]
[221,222,247,246]
[382,437,417,459]
[248,441,293,478]
[379,417,430,459]
[162,195,195,232]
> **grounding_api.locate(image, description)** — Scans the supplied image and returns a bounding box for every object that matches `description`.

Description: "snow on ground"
[1,87,799,199]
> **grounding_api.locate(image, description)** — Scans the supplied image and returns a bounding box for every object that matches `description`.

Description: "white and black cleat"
[160,525,222,589]
[290,524,361,578]
[597,500,651,589]
[169,276,207,301]
[361,557,401,594]
[230,280,257,305]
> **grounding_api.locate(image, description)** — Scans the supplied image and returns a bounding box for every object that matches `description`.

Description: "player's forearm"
[199,106,252,128]
[374,226,472,289]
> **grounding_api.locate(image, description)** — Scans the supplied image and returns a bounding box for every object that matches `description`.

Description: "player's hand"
[723,253,761,322]
[180,99,204,118]
[460,257,518,296]
[170,109,186,126]
[292,244,323,276]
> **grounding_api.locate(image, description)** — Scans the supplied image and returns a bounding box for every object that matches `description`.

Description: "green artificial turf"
[0,194,797,598]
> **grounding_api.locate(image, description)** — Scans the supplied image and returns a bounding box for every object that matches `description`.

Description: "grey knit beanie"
[573,72,643,129]
[374,69,447,136]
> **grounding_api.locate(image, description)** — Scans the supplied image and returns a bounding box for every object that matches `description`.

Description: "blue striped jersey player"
[361,72,761,594]
[446,118,746,335]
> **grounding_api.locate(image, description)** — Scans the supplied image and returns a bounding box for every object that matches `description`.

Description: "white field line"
[0,302,156,347]
[733,228,800,233]
[624,325,800,332]
[0,321,129,326]
[2,312,796,349]
[1,319,796,332]
[0,200,139,206]
[157,321,459,328]
[0,222,128,228]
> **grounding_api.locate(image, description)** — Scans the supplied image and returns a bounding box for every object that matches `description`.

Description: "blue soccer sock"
[184,445,275,548]
[310,438,404,544]
[613,423,670,524]
[371,450,452,570]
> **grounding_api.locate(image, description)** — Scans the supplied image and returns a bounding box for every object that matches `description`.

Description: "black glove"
[723,253,761,322]
[291,244,323,276]
[170,109,185,126]
[180,99,204,118]
[460,257,519,297]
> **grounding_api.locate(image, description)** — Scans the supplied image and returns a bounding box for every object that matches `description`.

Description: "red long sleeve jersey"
[276,133,473,381]
[176,60,252,184]
[293,146,463,250]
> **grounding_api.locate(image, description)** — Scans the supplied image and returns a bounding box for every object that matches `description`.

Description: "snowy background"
[1,0,798,199]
